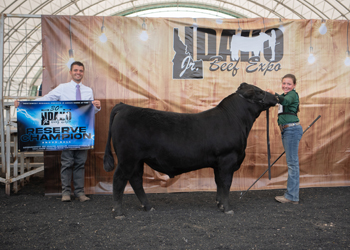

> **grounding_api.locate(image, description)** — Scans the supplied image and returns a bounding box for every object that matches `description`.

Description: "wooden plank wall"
[41,16,350,195]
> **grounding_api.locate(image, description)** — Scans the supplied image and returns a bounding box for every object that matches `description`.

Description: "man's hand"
[92,100,101,109]
[14,100,20,108]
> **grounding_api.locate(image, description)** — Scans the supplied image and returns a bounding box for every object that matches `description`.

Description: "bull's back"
[111,105,246,175]
[113,105,231,147]
[112,105,210,148]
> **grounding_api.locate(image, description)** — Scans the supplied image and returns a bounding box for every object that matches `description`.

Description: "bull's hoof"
[150,207,156,212]
[217,203,224,211]
[112,208,124,218]
[115,215,126,220]
[142,204,155,212]
[224,210,234,215]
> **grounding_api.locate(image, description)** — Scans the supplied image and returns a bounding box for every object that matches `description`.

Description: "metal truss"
[0,0,349,100]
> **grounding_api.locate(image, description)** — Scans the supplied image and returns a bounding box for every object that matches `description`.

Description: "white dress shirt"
[36,80,100,113]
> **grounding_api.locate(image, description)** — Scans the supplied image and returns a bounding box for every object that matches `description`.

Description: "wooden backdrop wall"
[41,16,350,195]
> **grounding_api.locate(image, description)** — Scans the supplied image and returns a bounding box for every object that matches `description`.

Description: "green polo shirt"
[276,89,300,125]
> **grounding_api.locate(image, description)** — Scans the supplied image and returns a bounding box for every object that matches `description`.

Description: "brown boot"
[275,195,299,204]
[76,195,90,202]
[61,195,71,202]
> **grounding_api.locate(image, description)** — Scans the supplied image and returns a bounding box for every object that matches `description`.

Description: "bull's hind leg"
[112,166,128,218]
[129,162,154,212]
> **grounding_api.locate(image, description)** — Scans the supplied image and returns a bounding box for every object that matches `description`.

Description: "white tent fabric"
[1,0,350,97]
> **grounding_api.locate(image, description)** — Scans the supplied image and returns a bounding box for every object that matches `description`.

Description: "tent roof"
[1,0,350,97]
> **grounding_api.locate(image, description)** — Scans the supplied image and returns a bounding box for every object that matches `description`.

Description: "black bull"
[104,83,278,216]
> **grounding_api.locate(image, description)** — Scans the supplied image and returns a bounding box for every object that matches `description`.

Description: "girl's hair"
[282,74,296,85]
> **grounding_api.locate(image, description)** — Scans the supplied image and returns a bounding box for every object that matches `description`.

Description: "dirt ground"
[0,177,349,250]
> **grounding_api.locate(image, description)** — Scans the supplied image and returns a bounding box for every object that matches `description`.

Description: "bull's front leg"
[220,183,234,215]
[215,177,233,214]
[112,169,128,219]
[214,168,224,209]
[215,162,235,214]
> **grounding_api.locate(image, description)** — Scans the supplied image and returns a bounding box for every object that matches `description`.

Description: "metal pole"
[4,14,41,18]
[240,115,321,199]
[5,105,11,194]
[0,14,6,173]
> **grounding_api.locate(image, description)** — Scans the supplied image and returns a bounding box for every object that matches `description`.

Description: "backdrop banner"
[17,101,95,151]
[41,16,350,195]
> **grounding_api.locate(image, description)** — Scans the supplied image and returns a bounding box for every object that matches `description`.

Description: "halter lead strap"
[266,109,271,180]
[238,90,271,178]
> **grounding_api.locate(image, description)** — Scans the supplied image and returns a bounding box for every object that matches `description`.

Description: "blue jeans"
[281,124,303,201]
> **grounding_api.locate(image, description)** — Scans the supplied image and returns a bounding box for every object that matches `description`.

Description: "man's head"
[70,61,85,84]
[70,61,84,71]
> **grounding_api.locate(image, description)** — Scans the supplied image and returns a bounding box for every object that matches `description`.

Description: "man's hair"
[70,61,85,71]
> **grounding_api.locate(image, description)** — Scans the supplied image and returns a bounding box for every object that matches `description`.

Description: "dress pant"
[60,149,88,196]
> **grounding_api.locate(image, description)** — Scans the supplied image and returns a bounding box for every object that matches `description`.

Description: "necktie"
[76,85,81,100]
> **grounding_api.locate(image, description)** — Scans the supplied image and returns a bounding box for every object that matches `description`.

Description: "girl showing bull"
[267,74,303,204]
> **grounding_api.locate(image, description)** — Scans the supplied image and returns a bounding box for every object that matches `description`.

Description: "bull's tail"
[103,102,125,172]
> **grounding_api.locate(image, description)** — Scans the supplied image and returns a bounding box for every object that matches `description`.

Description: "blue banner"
[17,101,95,151]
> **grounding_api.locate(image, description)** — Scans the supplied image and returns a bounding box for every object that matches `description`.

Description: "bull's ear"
[238,82,248,90]
[241,89,255,99]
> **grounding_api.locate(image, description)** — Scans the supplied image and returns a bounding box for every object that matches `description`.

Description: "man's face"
[70,65,84,83]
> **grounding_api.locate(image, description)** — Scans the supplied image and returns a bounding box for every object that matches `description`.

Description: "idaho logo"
[172,28,203,79]
[172,26,283,79]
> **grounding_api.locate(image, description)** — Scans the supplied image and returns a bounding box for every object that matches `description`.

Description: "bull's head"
[237,82,278,110]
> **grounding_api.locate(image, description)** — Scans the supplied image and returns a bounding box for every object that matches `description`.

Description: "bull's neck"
[219,94,263,135]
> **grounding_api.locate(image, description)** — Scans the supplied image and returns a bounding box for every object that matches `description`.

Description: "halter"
[238,90,268,109]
